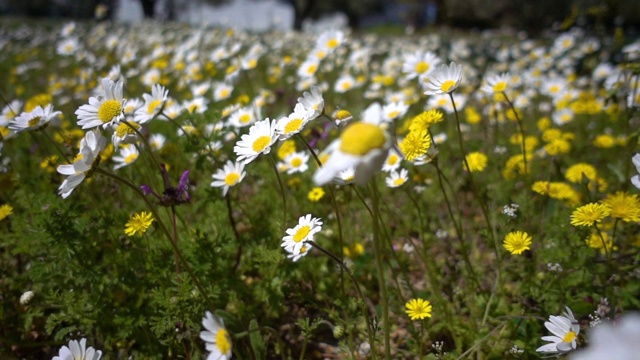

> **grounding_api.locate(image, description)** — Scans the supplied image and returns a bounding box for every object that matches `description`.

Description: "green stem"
[39,128,71,163]
[369,180,391,360]
[306,240,377,359]
[267,153,287,227]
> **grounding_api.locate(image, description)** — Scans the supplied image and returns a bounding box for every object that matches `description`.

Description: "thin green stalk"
[306,240,377,359]
[96,167,215,310]
[227,193,244,271]
[267,153,287,227]
[39,128,71,163]
[501,91,528,173]
[369,180,391,360]
[170,205,182,274]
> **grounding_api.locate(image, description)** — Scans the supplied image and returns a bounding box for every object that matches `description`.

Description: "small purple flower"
[141,163,191,206]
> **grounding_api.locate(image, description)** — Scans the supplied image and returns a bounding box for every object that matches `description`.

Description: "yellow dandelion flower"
[464,152,488,172]
[307,187,325,202]
[503,231,532,255]
[600,192,640,223]
[343,242,364,259]
[585,232,615,254]
[124,211,154,236]
[565,163,598,184]
[593,134,616,148]
[409,109,444,132]
[399,130,431,161]
[570,203,611,227]
[0,204,13,222]
[405,298,432,320]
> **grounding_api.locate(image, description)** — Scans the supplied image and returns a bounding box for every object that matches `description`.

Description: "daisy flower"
[405,298,432,320]
[382,101,408,122]
[423,62,463,95]
[228,105,259,129]
[52,338,102,360]
[111,119,140,148]
[281,214,323,256]
[536,306,580,354]
[313,121,391,186]
[297,58,320,78]
[134,84,169,124]
[76,78,125,129]
[385,168,409,188]
[276,103,313,140]
[503,231,532,255]
[286,242,313,262]
[402,50,441,81]
[381,148,403,172]
[113,144,139,170]
[122,98,143,116]
[233,118,278,165]
[124,211,154,237]
[316,29,345,53]
[334,74,356,93]
[297,86,324,120]
[57,129,106,199]
[149,133,167,151]
[481,72,511,94]
[8,104,61,133]
[631,153,640,190]
[570,203,611,227]
[200,311,232,360]
[211,160,246,196]
[283,151,309,174]
[0,99,22,125]
[213,82,234,101]
[570,313,640,360]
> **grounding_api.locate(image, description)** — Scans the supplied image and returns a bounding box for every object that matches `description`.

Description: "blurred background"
[0,0,639,33]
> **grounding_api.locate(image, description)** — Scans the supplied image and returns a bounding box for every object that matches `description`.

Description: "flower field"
[1,18,640,359]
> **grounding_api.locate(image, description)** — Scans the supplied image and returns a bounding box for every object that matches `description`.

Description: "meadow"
[1,18,640,359]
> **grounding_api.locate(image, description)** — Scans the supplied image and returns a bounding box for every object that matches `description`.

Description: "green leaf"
[248,319,264,360]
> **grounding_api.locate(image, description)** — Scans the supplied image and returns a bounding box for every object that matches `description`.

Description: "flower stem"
[267,153,287,227]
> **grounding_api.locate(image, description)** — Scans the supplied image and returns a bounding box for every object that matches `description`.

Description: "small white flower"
[233,118,278,165]
[52,338,102,360]
[423,62,463,95]
[76,78,125,129]
[57,130,106,199]
[200,311,232,360]
[536,306,580,354]
[276,103,313,140]
[281,214,323,256]
[112,144,139,170]
[570,313,640,360]
[631,153,640,190]
[8,104,61,133]
[20,290,34,305]
[134,84,169,124]
[297,86,324,120]
[211,160,246,196]
[283,151,309,174]
[385,168,409,188]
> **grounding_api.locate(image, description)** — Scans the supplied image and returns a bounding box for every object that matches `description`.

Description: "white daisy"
[423,62,463,96]
[111,119,141,148]
[481,72,511,94]
[631,153,640,190]
[134,84,169,124]
[313,121,391,186]
[200,311,232,360]
[281,214,323,256]
[403,50,441,81]
[57,129,106,199]
[76,78,125,129]
[112,144,139,170]
[122,98,143,116]
[297,58,320,79]
[211,160,246,196]
[214,82,234,101]
[283,151,309,174]
[536,306,580,354]
[228,106,259,129]
[149,133,167,151]
[382,101,409,122]
[570,312,640,360]
[385,168,409,188]
[276,103,313,140]
[381,148,403,172]
[52,338,102,360]
[286,242,313,262]
[297,86,324,120]
[8,104,61,133]
[233,118,278,165]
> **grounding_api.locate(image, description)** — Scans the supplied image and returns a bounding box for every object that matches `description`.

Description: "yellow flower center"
[293,225,311,243]
[563,331,576,343]
[148,99,162,114]
[326,38,339,49]
[306,64,318,75]
[226,65,237,75]
[440,80,456,93]
[28,116,42,127]
[387,110,400,119]
[340,81,352,91]
[291,157,303,168]
[224,172,240,186]
[124,153,138,164]
[387,154,398,165]
[493,81,507,92]
[252,135,271,153]
[73,153,84,162]
[284,118,303,134]
[247,59,257,68]
[115,122,140,138]
[393,178,405,186]
[415,61,429,74]
[239,114,251,123]
[220,89,230,98]
[98,99,122,123]
[216,329,232,354]
[339,122,386,156]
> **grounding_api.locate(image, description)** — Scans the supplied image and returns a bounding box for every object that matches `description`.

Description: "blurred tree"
[282,0,384,30]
